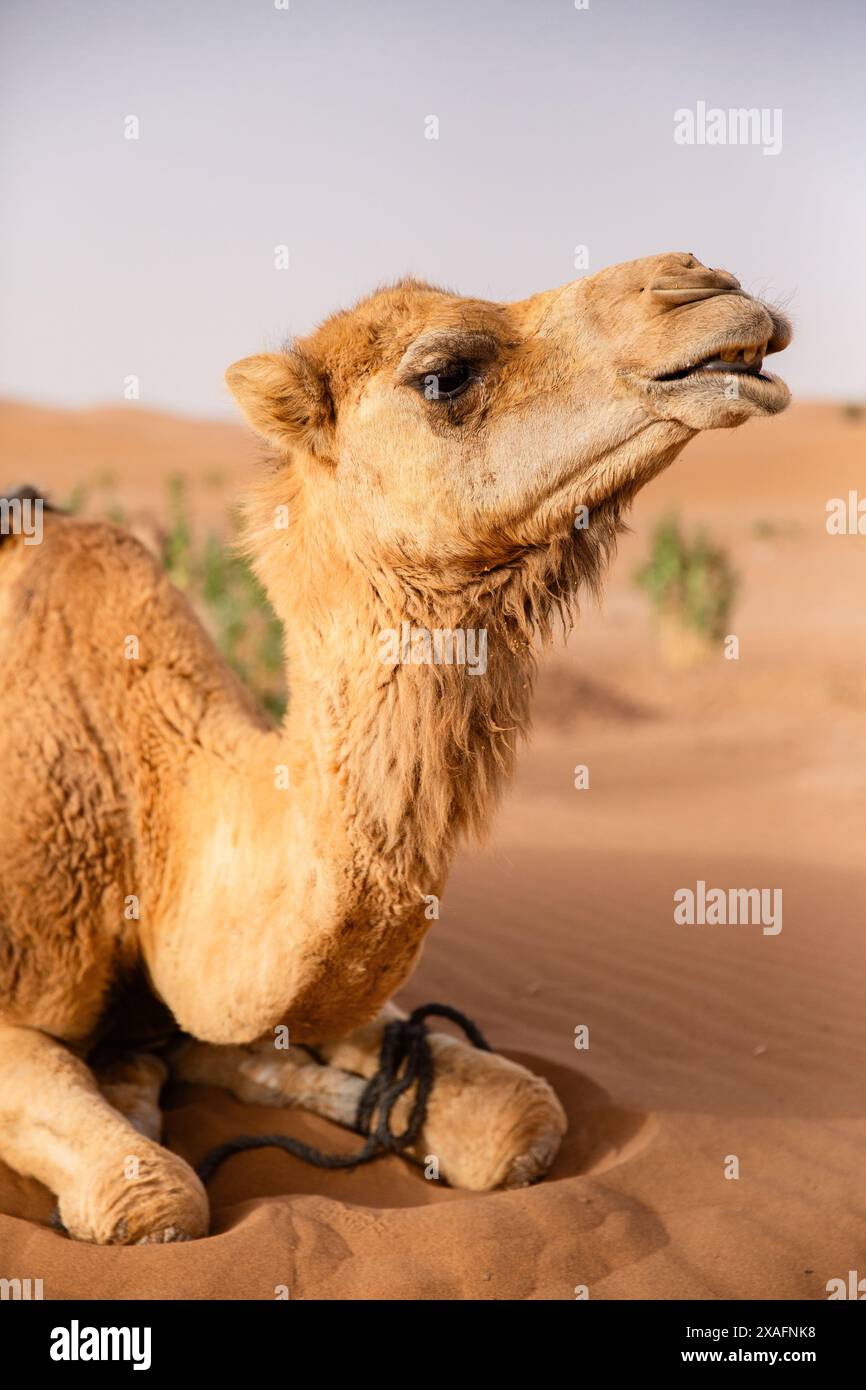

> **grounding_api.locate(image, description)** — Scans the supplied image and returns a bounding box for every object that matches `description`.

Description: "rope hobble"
[195,1003,491,1184]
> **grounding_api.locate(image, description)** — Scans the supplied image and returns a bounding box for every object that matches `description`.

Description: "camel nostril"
[651,286,733,305]
[649,269,743,307]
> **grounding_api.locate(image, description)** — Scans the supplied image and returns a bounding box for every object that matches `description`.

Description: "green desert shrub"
[161,476,286,720]
[634,515,738,643]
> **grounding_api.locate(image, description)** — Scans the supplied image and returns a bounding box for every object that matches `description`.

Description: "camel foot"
[57,1138,209,1246]
[318,1011,567,1191]
[415,1035,567,1191]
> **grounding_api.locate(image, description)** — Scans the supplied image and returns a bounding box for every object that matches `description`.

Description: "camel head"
[227,252,791,586]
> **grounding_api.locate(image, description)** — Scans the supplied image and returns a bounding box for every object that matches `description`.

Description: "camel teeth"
[742,346,758,365]
[719,347,739,363]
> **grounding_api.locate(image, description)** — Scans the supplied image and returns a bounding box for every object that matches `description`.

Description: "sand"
[0,399,864,1299]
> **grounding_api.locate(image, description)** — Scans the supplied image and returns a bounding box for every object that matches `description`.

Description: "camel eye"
[417,364,476,401]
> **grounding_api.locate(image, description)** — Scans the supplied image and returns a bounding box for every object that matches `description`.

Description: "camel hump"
[0,484,60,548]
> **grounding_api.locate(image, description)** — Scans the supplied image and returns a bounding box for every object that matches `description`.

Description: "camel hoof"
[421,1037,567,1191]
[490,1076,567,1190]
[134,1225,195,1245]
[57,1139,209,1245]
[501,1099,567,1189]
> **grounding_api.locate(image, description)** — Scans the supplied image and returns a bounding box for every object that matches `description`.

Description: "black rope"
[195,1003,491,1184]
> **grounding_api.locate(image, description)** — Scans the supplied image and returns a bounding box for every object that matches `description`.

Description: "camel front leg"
[169,1036,367,1127]
[0,1023,208,1244]
[171,1008,566,1192]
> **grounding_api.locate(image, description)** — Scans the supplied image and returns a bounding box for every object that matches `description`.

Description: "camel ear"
[225,350,333,458]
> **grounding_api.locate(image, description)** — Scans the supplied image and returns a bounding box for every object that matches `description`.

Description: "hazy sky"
[2,0,864,416]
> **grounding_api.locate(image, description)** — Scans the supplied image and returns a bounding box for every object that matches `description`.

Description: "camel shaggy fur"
[0,253,790,1243]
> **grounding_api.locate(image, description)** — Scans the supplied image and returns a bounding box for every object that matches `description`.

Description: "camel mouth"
[653,339,772,383]
[635,326,791,417]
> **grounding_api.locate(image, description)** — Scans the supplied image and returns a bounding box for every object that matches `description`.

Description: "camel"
[0,253,791,1244]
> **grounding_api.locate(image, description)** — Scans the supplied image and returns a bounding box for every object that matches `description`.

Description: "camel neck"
[246,464,627,919]
[277,574,534,901]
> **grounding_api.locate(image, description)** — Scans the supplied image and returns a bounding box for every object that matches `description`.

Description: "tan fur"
[0,254,790,1241]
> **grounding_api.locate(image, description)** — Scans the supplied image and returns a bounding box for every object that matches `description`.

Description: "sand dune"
[0,399,863,1299]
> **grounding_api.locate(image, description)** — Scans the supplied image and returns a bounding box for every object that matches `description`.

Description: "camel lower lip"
[628,363,790,418]
[650,368,783,393]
